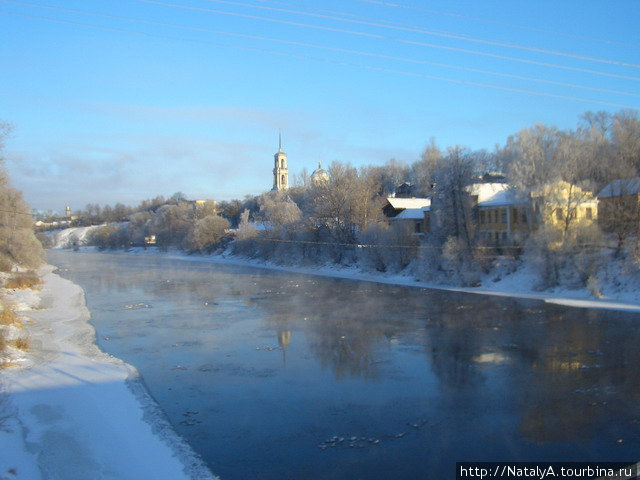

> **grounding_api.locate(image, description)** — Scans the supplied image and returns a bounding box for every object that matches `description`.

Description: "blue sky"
[1,0,639,212]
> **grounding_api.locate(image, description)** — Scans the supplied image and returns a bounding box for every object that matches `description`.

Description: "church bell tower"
[273,133,288,191]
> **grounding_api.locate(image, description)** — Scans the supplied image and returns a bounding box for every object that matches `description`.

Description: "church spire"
[273,132,288,191]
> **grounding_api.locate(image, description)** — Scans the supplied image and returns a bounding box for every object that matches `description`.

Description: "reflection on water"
[48,251,640,480]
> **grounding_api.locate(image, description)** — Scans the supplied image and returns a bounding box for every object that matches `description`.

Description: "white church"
[272,134,329,191]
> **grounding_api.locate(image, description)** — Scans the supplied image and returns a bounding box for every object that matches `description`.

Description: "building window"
[493,210,498,223]
[502,232,507,241]
[479,211,485,224]
[281,174,286,186]
[586,207,593,220]
[414,222,421,233]
[513,209,518,224]
[556,208,564,221]
[501,209,507,224]
[281,159,285,168]
[521,211,527,223]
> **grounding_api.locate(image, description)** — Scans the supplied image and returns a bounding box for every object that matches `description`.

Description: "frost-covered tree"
[357,222,419,273]
[501,124,560,191]
[236,209,257,240]
[150,202,194,248]
[308,161,383,246]
[611,109,640,178]
[410,138,441,197]
[186,214,230,252]
[0,123,44,269]
[258,191,302,226]
[430,146,476,248]
[128,211,153,246]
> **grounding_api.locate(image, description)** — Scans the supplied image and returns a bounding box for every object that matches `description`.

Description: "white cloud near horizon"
[4,97,422,212]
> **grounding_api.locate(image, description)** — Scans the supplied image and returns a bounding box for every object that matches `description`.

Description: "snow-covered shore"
[0,265,217,480]
[49,226,640,312]
[1,244,637,479]
[79,246,640,313]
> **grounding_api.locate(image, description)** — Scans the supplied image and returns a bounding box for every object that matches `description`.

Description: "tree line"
[71,109,640,290]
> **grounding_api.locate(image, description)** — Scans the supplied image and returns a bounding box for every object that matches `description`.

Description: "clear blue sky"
[1,0,639,212]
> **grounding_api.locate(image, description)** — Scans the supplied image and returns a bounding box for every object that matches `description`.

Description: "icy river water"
[48,250,640,479]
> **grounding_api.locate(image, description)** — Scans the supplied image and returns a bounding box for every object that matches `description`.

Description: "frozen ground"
[0,265,217,480]
[49,225,103,249]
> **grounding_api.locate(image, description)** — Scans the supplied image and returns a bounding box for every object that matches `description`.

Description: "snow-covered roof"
[391,208,426,220]
[385,197,431,209]
[598,177,640,198]
[477,188,528,207]
[467,183,511,203]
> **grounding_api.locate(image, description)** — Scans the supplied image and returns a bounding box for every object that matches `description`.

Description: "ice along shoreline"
[4,247,637,478]
[69,247,640,313]
[0,264,218,480]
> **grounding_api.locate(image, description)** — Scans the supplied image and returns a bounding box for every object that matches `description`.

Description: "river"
[47,250,640,479]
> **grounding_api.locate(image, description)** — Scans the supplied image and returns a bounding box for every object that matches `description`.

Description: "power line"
[16,0,636,99]
[0,208,35,217]
[352,0,640,50]
[196,0,640,69]
[2,5,638,108]
[248,235,619,251]
[6,0,640,86]
[132,0,640,82]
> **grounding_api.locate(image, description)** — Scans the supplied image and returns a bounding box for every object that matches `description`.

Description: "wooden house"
[597,177,640,235]
[382,197,431,218]
[388,203,431,234]
[475,187,530,245]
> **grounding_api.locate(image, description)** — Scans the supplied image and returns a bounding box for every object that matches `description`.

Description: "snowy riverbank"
[2,246,638,478]
[49,226,640,312]
[67,246,640,313]
[0,264,217,480]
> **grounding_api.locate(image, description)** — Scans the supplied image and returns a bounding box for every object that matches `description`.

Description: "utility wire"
[6,0,640,85]
[248,235,618,251]
[9,0,638,99]
[196,0,640,69]
[352,0,640,50]
[132,0,640,82]
[0,208,35,217]
[1,7,638,108]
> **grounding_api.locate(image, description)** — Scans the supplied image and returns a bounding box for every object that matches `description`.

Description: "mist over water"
[48,250,640,479]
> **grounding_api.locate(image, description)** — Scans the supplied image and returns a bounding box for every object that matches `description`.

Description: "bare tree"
[503,124,560,191]
[611,109,640,177]
[410,138,441,197]
[430,146,477,248]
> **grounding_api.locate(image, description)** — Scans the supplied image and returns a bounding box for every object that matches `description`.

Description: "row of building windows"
[478,230,509,243]
[554,207,593,221]
[478,208,527,225]
[481,207,593,225]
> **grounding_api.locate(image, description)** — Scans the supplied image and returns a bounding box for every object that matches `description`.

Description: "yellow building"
[532,181,597,230]
[472,181,597,246]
